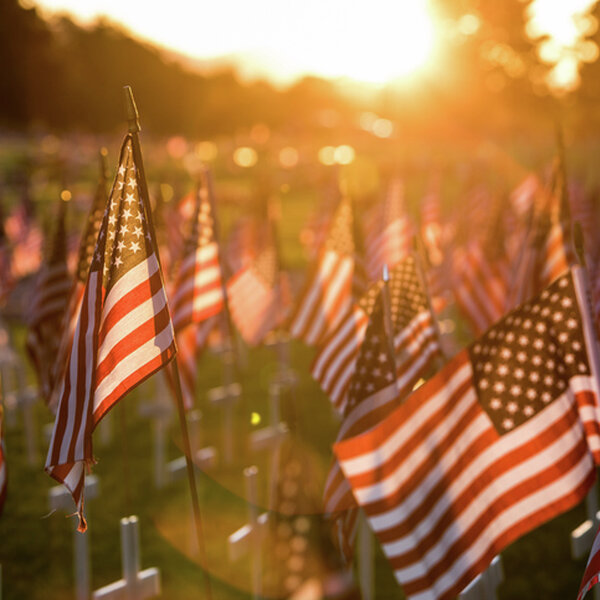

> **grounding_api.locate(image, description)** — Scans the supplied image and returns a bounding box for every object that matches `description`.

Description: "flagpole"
[123,86,213,600]
[201,167,242,378]
[381,264,399,378]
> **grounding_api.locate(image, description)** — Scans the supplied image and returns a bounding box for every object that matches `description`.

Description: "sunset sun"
[34,0,437,85]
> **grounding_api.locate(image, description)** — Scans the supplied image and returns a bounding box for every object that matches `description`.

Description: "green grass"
[0,329,596,600]
[0,134,598,599]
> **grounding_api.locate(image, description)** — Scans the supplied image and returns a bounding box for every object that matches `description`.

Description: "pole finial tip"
[123,85,141,133]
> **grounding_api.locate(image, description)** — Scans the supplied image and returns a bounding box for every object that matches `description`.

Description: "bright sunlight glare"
[32,0,437,85]
[525,0,599,92]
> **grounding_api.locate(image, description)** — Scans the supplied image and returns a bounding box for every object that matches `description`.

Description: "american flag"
[45,135,176,531]
[0,405,6,516]
[288,197,357,346]
[419,174,444,268]
[153,188,196,281]
[228,238,288,346]
[334,267,600,600]
[310,282,380,415]
[225,215,262,275]
[170,181,224,408]
[25,198,72,405]
[364,178,413,281]
[5,185,42,280]
[507,162,575,310]
[568,180,600,264]
[418,179,450,314]
[324,257,442,558]
[451,239,510,337]
[48,160,107,413]
[299,194,337,262]
[578,524,600,600]
[510,173,540,218]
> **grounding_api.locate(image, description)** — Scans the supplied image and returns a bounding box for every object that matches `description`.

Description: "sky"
[31,0,439,86]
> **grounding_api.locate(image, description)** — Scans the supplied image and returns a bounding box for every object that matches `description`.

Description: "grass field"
[0,135,598,599]
[0,322,597,600]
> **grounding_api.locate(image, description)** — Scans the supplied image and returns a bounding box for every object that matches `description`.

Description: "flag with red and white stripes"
[510,173,540,218]
[49,163,108,414]
[452,240,511,337]
[5,199,43,280]
[45,135,176,531]
[288,197,357,346]
[0,406,6,516]
[154,189,196,281]
[170,182,224,408]
[324,257,442,558]
[334,267,600,600]
[364,178,413,281]
[226,215,262,275]
[228,241,289,346]
[310,289,378,416]
[578,524,600,600]
[507,162,575,310]
[25,198,73,405]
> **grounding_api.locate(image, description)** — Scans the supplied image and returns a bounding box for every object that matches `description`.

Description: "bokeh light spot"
[233,146,258,167]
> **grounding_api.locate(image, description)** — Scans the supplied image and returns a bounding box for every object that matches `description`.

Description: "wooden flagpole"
[123,85,213,600]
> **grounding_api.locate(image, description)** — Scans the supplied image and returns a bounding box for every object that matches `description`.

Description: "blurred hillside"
[2,0,600,139]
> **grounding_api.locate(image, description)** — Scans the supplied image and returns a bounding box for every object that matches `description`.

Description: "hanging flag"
[364,177,413,281]
[228,239,289,346]
[311,284,380,415]
[226,214,262,275]
[451,239,510,337]
[323,257,442,558]
[45,134,176,531]
[334,267,600,600]
[170,180,224,408]
[49,158,107,414]
[299,172,340,262]
[5,182,42,279]
[507,160,575,310]
[25,197,72,405]
[288,197,357,346]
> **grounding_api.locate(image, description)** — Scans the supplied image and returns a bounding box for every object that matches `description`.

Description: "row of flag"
[1,123,600,598]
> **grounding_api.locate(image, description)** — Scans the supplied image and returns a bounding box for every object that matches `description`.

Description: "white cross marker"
[571,486,600,600]
[228,466,268,600]
[49,475,100,600]
[166,409,217,483]
[458,556,503,600]
[264,330,297,388]
[1,349,38,466]
[249,382,288,514]
[137,371,183,489]
[93,516,160,600]
[208,382,241,465]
